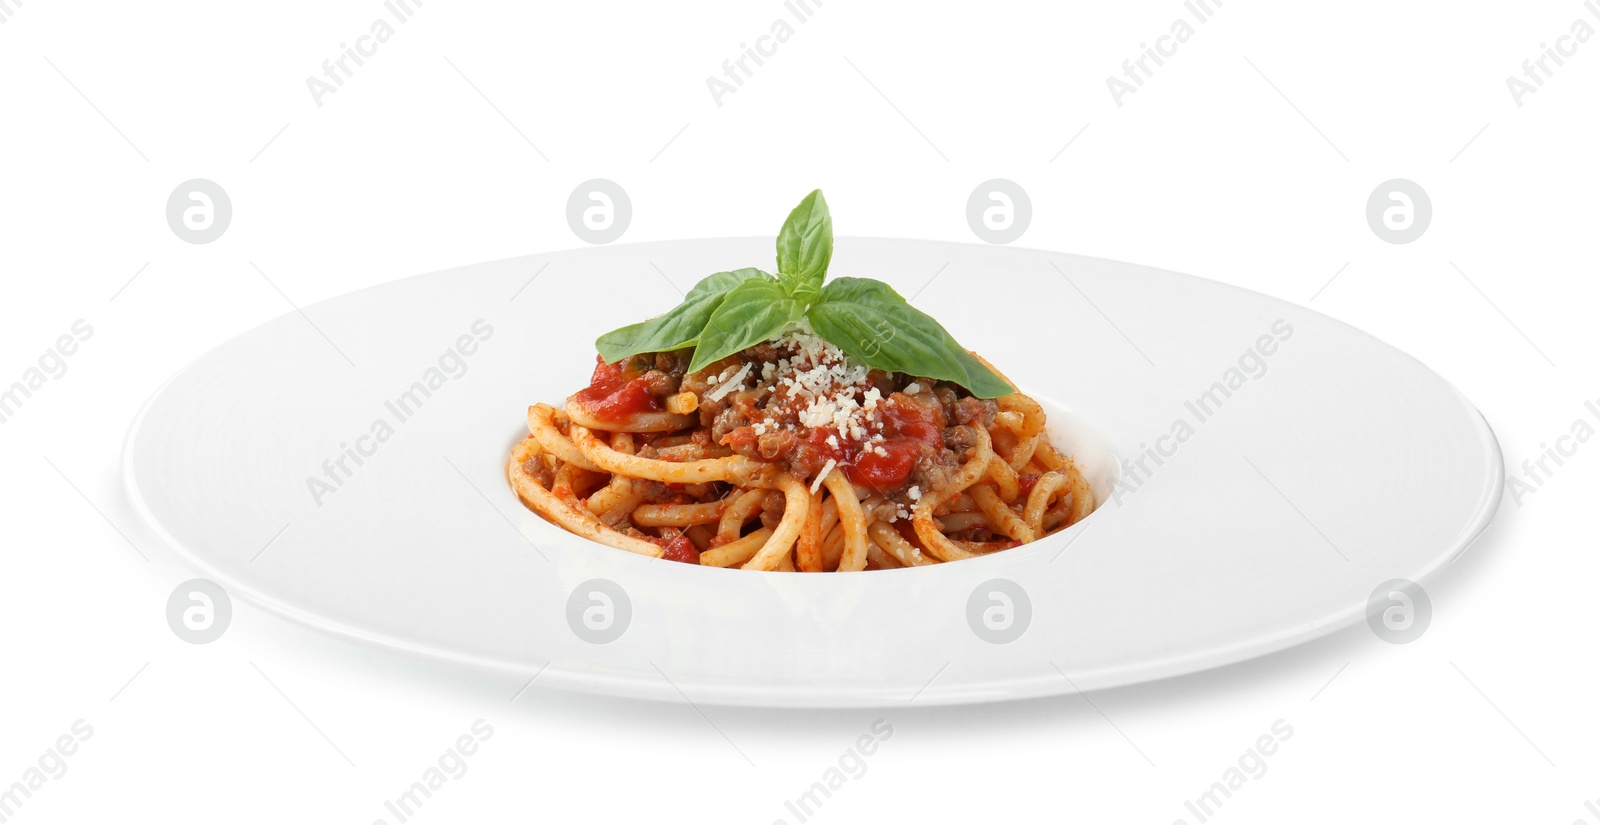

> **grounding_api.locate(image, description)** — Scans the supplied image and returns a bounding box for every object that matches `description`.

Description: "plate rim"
[119,238,1507,706]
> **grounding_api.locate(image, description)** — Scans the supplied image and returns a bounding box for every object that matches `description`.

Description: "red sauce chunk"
[849,440,921,491]
[844,395,945,492]
[573,355,659,423]
[701,330,962,498]
[658,534,699,564]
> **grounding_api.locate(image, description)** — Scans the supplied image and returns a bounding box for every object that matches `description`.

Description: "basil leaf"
[774,189,832,296]
[806,278,1014,398]
[595,268,771,363]
[688,278,807,374]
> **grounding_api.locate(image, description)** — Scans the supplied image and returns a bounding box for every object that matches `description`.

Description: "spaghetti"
[507,326,1097,571]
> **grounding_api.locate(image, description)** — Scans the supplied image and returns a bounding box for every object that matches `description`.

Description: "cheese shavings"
[705,362,752,402]
[811,459,837,493]
[767,327,880,443]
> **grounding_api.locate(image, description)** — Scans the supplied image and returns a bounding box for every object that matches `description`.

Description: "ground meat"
[680,482,718,499]
[635,480,677,504]
[745,342,779,364]
[696,403,719,429]
[909,424,981,498]
[944,424,980,455]
[604,341,1010,512]
[920,389,950,430]
[654,349,691,376]
[909,447,961,496]
[710,404,748,443]
[639,369,679,397]
[759,490,786,530]
[729,390,767,417]
[952,397,997,428]
[865,370,896,392]
[720,424,798,463]
[861,497,903,524]
[681,355,737,398]
[521,458,555,488]
[756,430,796,460]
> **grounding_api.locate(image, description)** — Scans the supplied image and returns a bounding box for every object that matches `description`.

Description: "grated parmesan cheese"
[904,382,922,394]
[764,327,881,442]
[811,458,837,493]
[705,362,752,402]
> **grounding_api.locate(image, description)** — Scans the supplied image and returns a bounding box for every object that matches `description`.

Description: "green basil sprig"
[806,277,1014,398]
[596,268,770,364]
[593,190,1013,398]
[774,189,831,301]
[688,278,807,372]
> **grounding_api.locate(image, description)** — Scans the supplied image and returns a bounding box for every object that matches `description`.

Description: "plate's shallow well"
[123,239,1502,707]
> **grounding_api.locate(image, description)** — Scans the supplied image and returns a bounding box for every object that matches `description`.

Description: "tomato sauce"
[657,534,699,564]
[844,441,912,490]
[841,396,936,489]
[573,355,660,422]
[784,394,945,492]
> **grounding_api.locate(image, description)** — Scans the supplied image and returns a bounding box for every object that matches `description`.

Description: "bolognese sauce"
[523,322,1092,570]
[508,189,1097,571]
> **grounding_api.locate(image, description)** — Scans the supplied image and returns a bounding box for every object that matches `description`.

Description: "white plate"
[122,239,1503,707]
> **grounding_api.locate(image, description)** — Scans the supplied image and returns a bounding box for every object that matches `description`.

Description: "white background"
[2,1,1597,822]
